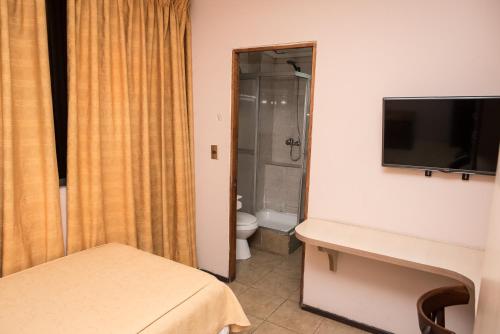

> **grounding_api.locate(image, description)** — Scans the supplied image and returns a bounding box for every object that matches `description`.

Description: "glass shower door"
[255,74,310,226]
[236,77,259,213]
[297,77,310,224]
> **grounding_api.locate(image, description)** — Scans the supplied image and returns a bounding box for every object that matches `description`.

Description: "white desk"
[295,218,484,312]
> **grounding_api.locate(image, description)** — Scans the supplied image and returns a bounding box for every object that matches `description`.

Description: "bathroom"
[234,47,313,260]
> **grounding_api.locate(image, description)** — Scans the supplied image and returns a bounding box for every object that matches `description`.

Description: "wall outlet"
[211,145,218,159]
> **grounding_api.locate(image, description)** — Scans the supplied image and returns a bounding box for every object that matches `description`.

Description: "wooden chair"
[417,285,470,334]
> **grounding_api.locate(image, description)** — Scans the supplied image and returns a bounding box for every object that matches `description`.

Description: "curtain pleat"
[67,0,196,267]
[0,0,64,276]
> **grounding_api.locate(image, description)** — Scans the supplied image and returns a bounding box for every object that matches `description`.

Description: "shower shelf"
[264,161,302,169]
[239,94,257,102]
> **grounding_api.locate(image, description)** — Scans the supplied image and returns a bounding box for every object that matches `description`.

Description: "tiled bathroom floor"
[228,246,369,334]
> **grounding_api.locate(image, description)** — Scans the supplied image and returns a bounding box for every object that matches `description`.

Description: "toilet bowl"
[236,198,258,260]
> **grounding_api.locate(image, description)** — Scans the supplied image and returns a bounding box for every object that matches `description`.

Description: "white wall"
[191,0,500,332]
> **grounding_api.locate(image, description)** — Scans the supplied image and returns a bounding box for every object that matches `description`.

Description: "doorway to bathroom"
[228,43,316,282]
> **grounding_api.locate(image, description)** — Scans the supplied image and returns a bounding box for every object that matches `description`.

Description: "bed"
[0,243,249,333]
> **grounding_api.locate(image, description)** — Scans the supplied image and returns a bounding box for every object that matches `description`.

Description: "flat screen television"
[382,96,500,175]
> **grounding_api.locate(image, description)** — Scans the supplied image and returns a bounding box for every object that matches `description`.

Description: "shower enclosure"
[237,70,311,235]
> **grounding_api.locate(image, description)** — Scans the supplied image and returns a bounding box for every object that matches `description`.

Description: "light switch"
[211,145,218,159]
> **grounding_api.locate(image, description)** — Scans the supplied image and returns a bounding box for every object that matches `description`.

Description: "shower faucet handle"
[285,138,301,146]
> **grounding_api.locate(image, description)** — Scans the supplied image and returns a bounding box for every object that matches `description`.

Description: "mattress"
[0,243,249,333]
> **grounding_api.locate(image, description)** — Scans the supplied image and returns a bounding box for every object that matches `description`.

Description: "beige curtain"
[0,0,64,276]
[67,0,196,267]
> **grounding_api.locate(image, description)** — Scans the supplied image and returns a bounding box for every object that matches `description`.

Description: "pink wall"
[304,245,474,333]
[474,152,500,333]
[191,0,500,331]
[192,0,499,276]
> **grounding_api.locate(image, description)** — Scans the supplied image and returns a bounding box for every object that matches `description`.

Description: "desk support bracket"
[318,247,339,272]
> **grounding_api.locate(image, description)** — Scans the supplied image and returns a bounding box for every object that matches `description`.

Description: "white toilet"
[236,195,258,260]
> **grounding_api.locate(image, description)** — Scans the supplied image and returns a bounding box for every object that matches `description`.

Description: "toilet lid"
[237,212,257,226]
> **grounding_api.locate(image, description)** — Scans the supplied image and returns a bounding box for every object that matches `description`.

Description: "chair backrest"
[417,285,470,334]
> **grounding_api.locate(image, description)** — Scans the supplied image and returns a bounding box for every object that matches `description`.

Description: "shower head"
[286,60,301,72]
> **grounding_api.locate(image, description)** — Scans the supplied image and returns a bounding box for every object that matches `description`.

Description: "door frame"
[228,41,317,281]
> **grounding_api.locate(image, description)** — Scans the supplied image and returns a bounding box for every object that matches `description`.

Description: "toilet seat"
[237,212,257,226]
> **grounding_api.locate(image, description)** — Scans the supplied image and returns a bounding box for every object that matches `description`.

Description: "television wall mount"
[423,169,471,181]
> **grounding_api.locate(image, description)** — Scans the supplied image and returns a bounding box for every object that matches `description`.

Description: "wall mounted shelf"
[296,218,484,313]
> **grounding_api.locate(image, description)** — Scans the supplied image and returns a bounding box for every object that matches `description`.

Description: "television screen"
[383,97,500,175]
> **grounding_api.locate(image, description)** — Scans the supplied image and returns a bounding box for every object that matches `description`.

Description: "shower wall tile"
[238,109,256,150]
[260,53,274,73]
[255,162,266,213]
[263,164,302,214]
[272,63,290,73]
[252,54,311,216]
[273,56,312,75]
[259,105,274,162]
[284,168,302,214]
[256,93,275,212]
[272,134,297,164]
[238,79,257,150]
[263,165,285,212]
[270,78,304,166]
[239,53,262,74]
